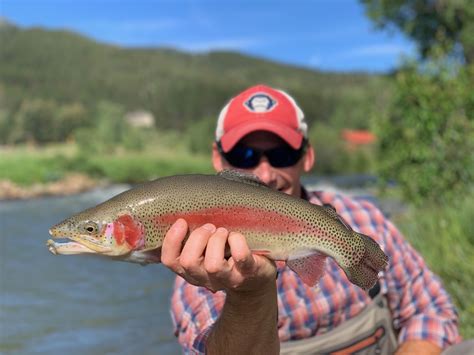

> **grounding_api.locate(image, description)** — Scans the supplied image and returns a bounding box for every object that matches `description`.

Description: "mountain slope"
[0,23,388,130]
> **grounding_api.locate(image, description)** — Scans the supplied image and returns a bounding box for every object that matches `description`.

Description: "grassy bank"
[393,192,474,339]
[0,141,213,185]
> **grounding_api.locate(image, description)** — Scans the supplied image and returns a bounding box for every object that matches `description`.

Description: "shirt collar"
[301,186,324,206]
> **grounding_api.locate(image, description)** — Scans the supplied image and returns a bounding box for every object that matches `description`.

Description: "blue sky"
[1,0,416,72]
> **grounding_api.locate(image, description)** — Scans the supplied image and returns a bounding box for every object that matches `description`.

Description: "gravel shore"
[0,174,103,200]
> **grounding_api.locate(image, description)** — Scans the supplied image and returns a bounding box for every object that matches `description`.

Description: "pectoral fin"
[121,247,162,265]
[287,252,327,287]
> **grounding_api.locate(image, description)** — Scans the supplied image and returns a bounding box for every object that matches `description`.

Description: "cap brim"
[219,120,304,152]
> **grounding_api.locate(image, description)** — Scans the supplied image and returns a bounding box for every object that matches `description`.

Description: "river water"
[0,186,181,355]
[0,178,396,355]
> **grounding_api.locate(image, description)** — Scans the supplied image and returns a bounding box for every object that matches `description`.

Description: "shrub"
[376,64,474,204]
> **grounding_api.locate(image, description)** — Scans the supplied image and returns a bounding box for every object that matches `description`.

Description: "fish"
[47,170,388,290]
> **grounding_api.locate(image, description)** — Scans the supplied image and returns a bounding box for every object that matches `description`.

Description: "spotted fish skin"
[48,171,388,290]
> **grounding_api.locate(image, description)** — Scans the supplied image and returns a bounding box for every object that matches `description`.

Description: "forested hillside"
[0,20,389,144]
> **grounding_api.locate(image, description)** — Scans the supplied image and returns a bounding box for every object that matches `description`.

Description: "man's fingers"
[204,228,230,274]
[228,231,255,273]
[161,218,188,268]
[180,223,216,269]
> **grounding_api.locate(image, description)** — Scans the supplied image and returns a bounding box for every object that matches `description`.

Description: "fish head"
[49,206,145,256]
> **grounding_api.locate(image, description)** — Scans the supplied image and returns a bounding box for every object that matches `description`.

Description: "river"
[0,186,181,355]
[0,178,397,355]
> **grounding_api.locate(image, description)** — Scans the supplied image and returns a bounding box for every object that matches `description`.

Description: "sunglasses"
[217,139,307,168]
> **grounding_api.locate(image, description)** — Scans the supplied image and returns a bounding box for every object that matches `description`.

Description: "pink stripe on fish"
[157,206,309,234]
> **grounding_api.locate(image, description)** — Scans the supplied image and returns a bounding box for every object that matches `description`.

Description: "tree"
[376,63,474,204]
[56,102,89,141]
[9,99,59,144]
[362,0,474,203]
[75,101,127,154]
[360,0,474,64]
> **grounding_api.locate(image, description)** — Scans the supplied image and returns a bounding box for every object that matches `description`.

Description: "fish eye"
[83,222,99,234]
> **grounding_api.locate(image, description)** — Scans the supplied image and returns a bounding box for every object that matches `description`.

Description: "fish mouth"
[48,229,112,254]
[47,239,99,255]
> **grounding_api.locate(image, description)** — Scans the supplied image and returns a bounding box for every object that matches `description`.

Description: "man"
[162,85,460,354]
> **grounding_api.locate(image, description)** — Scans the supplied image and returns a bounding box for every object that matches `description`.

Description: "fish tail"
[344,231,389,291]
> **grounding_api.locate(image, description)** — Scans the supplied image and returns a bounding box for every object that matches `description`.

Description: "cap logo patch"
[244,93,278,113]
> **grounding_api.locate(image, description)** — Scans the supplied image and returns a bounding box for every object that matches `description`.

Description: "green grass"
[0,145,71,184]
[70,153,213,183]
[393,192,474,339]
[0,143,213,185]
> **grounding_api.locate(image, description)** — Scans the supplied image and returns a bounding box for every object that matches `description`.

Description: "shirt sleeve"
[170,276,225,354]
[365,201,461,349]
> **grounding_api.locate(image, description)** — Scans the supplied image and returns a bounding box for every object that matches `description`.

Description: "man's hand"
[161,218,277,294]
[162,218,280,354]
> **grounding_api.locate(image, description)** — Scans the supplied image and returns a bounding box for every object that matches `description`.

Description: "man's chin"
[279,187,293,195]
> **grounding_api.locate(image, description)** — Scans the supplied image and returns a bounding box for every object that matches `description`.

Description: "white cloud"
[307,43,416,71]
[117,19,181,31]
[74,18,182,32]
[341,44,412,58]
[172,38,261,52]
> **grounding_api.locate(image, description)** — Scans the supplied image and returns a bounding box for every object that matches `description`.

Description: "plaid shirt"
[170,189,460,353]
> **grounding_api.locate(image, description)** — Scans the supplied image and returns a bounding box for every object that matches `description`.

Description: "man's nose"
[253,158,276,185]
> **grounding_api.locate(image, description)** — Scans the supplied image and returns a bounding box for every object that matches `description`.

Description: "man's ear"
[303,144,315,172]
[212,142,224,172]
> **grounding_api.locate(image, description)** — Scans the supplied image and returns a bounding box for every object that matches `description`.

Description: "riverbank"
[0,142,212,201]
[0,174,102,200]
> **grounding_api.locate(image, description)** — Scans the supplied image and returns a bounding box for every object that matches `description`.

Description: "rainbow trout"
[47,170,388,290]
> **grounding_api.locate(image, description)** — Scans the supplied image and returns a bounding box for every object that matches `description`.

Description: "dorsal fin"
[217,169,269,188]
[323,203,353,231]
[323,203,338,219]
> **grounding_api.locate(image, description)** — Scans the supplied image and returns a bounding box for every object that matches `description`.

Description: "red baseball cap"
[216,84,308,152]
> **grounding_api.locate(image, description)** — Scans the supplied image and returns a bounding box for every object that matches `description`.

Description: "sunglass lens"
[222,142,305,168]
[266,146,303,167]
[225,146,260,168]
